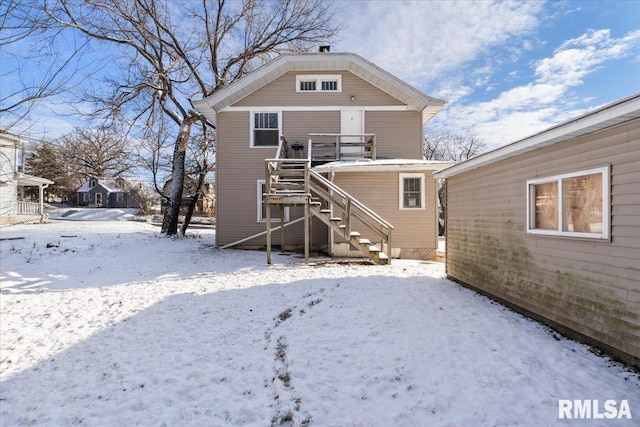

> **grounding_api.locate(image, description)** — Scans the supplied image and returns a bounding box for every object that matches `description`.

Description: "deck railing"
[17,201,41,215]
[308,133,376,162]
[263,134,392,263]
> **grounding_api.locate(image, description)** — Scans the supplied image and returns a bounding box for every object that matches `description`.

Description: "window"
[116,193,124,202]
[90,179,97,188]
[257,180,289,222]
[299,81,316,91]
[295,75,342,92]
[399,173,425,210]
[83,193,90,202]
[526,166,609,239]
[251,112,280,147]
[321,80,338,91]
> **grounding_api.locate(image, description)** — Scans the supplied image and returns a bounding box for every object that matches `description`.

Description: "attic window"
[90,179,97,188]
[296,75,341,92]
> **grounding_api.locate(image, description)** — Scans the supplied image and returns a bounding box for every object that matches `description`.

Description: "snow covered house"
[0,132,54,225]
[435,93,640,367]
[77,176,145,209]
[193,52,451,263]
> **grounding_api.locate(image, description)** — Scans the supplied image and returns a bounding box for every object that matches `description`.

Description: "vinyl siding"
[444,117,640,366]
[216,111,327,248]
[332,170,439,255]
[0,144,17,223]
[365,111,423,159]
[236,71,404,107]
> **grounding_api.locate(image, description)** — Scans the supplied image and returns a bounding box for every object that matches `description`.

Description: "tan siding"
[216,111,327,247]
[365,111,423,159]
[236,71,404,107]
[332,170,438,253]
[445,117,640,365]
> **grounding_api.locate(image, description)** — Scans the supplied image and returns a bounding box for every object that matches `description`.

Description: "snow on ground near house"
[1,221,638,426]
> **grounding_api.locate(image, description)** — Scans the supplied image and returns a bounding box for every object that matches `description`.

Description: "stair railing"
[309,169,393,257]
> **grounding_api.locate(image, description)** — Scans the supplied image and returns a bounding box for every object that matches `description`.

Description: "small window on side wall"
[399,173,425,210]
[257,180,289,222]
[252,112,280,147]
[527,166,609,239]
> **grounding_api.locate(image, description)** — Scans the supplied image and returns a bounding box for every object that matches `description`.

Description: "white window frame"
[250,111,282,148]
[116,193,124,202]
[399,173,425,210]
[83,193,90,202]
[295,74,342,93]
[257,180,290,223]
[526,166,610,240]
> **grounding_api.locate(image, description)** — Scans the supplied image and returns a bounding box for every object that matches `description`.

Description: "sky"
[334,0,640,150]
[1,0,640,152]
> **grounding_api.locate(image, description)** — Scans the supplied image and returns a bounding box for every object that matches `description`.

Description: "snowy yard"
[1,218,638,426]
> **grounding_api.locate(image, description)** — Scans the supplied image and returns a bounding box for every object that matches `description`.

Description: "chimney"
[319,45,330,53]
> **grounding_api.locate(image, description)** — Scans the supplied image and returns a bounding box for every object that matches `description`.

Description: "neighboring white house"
[0,132,54,225]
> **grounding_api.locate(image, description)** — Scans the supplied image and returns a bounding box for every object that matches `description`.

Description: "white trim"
[399,172,426,210]
[222,105,413,113]
[257,180,290,223]
[526,166,610,240]
[295,74,342,92]
[314,159,454,173]
[250,111,282,148]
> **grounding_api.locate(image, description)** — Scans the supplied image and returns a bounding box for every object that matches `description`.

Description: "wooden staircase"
[264,147,393,264]
[309,205,389,264]
[307,171,392,265]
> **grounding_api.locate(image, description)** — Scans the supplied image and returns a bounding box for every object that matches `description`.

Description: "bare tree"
[43,0,340,235]
[424,129,485,162]
[424,129,485,235]
[0,0,88,132]
[23,126,136,201]
[59,126,137,178]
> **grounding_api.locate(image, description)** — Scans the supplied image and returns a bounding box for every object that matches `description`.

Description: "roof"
[192,52,446,125]
[77,177,135,193]
[16,173,54,187]
[313,158,455,173]
[0,132,26,147]
[435,93,640,179]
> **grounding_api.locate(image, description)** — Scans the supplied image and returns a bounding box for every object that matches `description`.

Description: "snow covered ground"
[1,219,638,426]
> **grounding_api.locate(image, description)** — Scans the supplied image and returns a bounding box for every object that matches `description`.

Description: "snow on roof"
[77,177,137,193]
[313,158,454,173]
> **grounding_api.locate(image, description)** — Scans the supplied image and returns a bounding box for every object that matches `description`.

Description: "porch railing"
[309,133,376,162]
[17,201,41,215]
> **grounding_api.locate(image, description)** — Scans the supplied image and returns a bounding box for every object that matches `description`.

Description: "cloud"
[433,28,640,149]
[335,0,543,86]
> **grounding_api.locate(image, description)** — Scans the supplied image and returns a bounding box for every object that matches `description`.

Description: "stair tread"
[330,217,342,222]
[358,238,371,245]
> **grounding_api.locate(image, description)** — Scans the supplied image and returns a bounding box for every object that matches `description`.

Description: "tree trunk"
[180,166,207,235]
[161,114,196,235]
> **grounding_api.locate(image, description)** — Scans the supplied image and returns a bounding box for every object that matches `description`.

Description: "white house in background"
[0,132,53,225]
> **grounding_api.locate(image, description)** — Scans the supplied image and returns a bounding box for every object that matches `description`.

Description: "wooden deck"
[263,134,393,264]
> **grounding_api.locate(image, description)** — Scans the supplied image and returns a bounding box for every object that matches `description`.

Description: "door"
[340,109,364,155]
[95,193,102,207]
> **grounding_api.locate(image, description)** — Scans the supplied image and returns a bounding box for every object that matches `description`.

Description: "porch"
[15,174,53,224]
